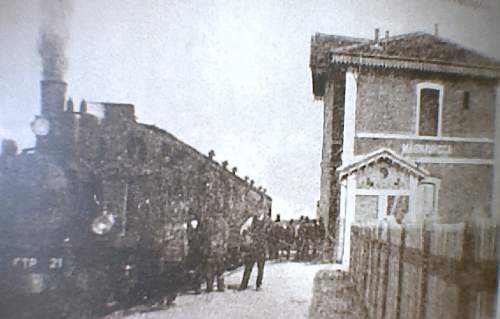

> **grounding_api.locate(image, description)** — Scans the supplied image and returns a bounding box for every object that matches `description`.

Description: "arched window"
[418,177,440,218]
[416,83,443,137]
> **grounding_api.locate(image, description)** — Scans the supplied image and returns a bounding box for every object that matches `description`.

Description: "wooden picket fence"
[349,220,497,319]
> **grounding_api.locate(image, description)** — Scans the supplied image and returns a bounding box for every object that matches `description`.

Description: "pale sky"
[1,0,499,219]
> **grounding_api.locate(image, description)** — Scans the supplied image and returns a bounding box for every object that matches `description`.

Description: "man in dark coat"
[312,218,326,261]
[161,219,188,305]
[296,216,306,261]
[303,217,315,261]
[269,214,282,260]
[239,212,271,291]
[185,218,203,293]
[283,219,294,260]
[204,212,229,292]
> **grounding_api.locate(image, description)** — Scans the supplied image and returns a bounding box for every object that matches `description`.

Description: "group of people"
[184,211,273,294]
[160,211,326,305]
[268,215,326,262]
[183,211,229,294]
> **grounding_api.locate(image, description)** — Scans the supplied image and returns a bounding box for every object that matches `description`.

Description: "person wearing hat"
[185,216,203,294]
[269,214,282,260]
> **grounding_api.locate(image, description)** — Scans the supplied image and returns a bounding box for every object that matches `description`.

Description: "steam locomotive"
[0,80,271,318]
[0,152,192,319]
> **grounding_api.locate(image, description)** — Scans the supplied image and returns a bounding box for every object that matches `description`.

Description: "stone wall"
[355,69,496,138]
[309,270,366,319]
[419,163,492,222]
[309,219,497,319]
[316,69,347,261]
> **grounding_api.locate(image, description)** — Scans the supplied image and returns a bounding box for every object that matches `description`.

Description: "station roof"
[310,31,500,98]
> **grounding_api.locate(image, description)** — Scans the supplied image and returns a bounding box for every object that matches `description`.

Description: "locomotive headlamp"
[190,220,198,229]
[91,210,116,235]
[30,116,50,136]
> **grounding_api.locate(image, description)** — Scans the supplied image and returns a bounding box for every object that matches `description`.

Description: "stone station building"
[310,29,500,263]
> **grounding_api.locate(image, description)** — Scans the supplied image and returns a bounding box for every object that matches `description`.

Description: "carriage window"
[418,85,441,136]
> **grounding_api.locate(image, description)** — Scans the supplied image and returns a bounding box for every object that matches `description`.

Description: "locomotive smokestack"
[38,0,72,119]
[35,0,73,154]
[40,80,67,119]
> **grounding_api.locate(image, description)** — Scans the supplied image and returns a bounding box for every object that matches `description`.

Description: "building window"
[354,195,378,222]
[386,195,409,224]
[416,83,443,137]
[418,177,440,218]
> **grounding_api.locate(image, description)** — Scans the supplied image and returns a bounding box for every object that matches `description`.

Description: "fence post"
[419,224,431,319]
[369,224,381,318]
[375,221,390,319]
[395,225,405,319]
[383,221,403,319]
[399,223,425,319]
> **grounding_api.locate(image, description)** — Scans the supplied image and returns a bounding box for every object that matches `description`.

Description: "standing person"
[283,219,294,260]
[185,217,203,294]
[238,221,255,288]
[226,227,242,271]
[312,218,326,262]
[204,211,229,292]
[303,217,314,261]
[295,216,306,261]
[310,219,319,261]
[269,214,281,260]
[161,218,188,305]
[239,212,271,291]
[277,221,289,260]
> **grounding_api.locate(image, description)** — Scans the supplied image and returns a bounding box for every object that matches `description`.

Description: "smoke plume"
[38,0,73,80]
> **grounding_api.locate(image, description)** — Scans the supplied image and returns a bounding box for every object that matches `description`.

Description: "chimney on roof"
[66,97,74,112]
[434,24,439,36]
[385,30,390,40]
[79,99,87,113]
[374,28,380,42]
